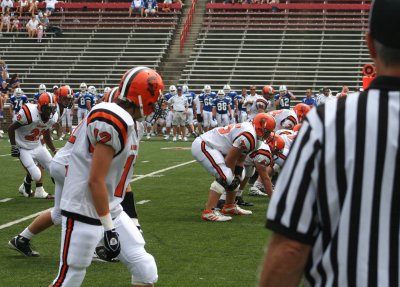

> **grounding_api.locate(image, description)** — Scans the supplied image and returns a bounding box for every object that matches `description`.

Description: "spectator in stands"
[28,0,39,16]
[8,74,21,91]
[0,80,9,120]
[18,0,29,16]
[11,15,20,32]
[336,85,350,99]
[0,11,11,33]
[129,0,144,17]
[39,12,49,28]
[1,0,14,14]
[302,88,317,107]
[37,24,43,42]
[45,0,64,16]
[1,60,9,81]
[144,0,157,17]
[26,14,39,37]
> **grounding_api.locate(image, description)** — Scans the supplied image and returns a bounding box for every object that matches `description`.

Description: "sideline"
[0,160,196,230]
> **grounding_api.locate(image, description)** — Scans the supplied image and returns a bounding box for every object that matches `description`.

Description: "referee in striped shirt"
[259,1,400,286]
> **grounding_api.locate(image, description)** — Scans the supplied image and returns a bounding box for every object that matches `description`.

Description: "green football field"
[0,135,273,287]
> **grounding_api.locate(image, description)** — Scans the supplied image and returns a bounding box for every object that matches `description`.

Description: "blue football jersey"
[33,92,41,103]
[10,95,28,112]
[235,94,247,112]
[226,91,237,109]
[274,93,292,109]
[199,92,216,112]
[213,97,231,114]
[183,91,196,108]
[85,93,95,108]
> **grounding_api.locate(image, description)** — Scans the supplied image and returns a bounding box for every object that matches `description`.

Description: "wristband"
[99,213,114,231]
[234,165,244,177]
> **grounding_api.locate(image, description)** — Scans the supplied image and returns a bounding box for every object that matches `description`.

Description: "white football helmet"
[39,84,46,94]
[217,90,225,99]
[182,84,189,93]
[88,86,97,95]
[14,88,23,97]
[103,87,111,94]
[203,85,212,94]
[223,84,231,94]
[169,85,177,96]
[279,85,287,94]
[80,82,87,92]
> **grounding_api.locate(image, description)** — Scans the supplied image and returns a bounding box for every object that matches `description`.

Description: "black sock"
[121,192,138,219]
[24,174,32,195]
[36,182,43,188]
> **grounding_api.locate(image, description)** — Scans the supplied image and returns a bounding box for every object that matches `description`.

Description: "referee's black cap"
[369,0,400,49]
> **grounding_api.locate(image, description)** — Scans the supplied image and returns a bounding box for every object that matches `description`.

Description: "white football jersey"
[244,94,265,119]
[200,122,259,155]
[61,102,139,220]
[280,134,296,150]
[244,142,272,167]
[274,147,289,168]
[269,109,298,130]
[15,103,59,150]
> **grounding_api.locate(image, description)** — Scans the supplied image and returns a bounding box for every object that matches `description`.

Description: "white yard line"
[0,160,196,230]
[0,198,13,203]
[136,200,151,205]
[0,209,51,230]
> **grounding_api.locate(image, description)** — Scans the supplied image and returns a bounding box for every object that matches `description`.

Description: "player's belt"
[61,210,113,226]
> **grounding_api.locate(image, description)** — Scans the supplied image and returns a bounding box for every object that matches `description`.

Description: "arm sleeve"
[232,132,256,154]
[266,108,323,245]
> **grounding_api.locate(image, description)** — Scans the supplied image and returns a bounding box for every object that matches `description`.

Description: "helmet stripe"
[119,66,148,101]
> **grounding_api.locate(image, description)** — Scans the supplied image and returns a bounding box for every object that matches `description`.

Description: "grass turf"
[0,135,272,287]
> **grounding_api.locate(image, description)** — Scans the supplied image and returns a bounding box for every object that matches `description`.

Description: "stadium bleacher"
[179,2,371,97]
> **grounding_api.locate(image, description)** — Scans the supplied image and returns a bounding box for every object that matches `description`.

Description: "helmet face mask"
[217,90,225,99]
[15,88,23,97]
[294,103,311,123]
[39,84,46,94]
[80,83,87,92]
[57,86,74,108]
[169,85,177,96]
[203,85,211,94]
[223,84,231,94]
[38,93,56,122]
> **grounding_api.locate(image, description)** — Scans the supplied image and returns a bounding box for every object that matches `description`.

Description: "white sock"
[254,180,264,189]
[220,192,226,200]
[236,190,243,197]
[20,227,34,240]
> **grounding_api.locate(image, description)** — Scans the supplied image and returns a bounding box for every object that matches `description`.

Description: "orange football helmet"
[256,98,269,111]
[118,67,164,117]
[252,113,276,140]
[267,132,285,152]
[293,103,311,123]
[56,85,74,108]
[293,123,302,133]
[37,92,56,122]
[262,85,274,96]
[104,87,119,103]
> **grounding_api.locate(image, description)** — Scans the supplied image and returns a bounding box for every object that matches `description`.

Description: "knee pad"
[51,207,62,225]
[27,164,41,182]
[130,253,158,285]
[210,180,225,194]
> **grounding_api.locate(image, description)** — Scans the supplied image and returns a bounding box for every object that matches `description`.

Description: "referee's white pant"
[53,212,158,286]
[77,108,87,124]
[19,145,52,182]
[49,161,66,225]
[191,137,235,185]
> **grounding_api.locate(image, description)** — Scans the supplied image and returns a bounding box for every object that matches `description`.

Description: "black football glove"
[103,229,120,258]
[11,145,20,157]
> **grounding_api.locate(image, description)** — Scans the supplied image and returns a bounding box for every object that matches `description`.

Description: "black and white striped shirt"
[266,76,400,287]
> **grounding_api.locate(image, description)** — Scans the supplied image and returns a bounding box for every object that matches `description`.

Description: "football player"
[182,84,197,137]
[9,88,28,122]
[293,103,311,123]
[50,67,162,286]
[212,89,232,127]
[223,84,237,124]
[234,87,248,123]
[74,82,89,123]
[268,109,298,131]
[243,85,265,120]
[199,84,216,132]
[33,84,46,103]
[8,93,58,198]
[163,85,176,140]
[274,85,296,110]
[191,113,276,222]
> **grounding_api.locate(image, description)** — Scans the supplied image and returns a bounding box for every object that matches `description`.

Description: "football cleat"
[202,209,232,222]
[221,204,253,216]
[235,196,254,207]
[8,236,40,257]
[173,136,177,142]
[33,187,54,199]
[183,136,188,142]
[92,246,120,263]
[164,135,170,140]
[18,183,32,197]
[249,186,268,197]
